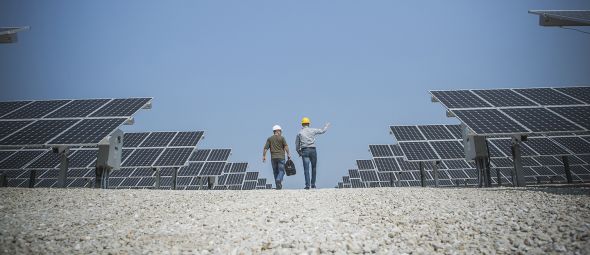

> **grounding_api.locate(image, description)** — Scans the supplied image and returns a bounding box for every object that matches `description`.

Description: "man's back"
[265,135,287,159]
[296,126,327,150]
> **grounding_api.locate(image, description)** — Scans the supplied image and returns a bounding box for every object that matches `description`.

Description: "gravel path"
[1,187,590,254]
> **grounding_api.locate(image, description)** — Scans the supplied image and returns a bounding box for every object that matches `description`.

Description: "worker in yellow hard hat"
[295,117,330,189]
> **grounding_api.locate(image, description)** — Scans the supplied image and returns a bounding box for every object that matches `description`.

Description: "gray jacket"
[296,126,328,154]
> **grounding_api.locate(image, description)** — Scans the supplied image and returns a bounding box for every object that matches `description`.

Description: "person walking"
[296,117,330,189]
[263,125,291,190]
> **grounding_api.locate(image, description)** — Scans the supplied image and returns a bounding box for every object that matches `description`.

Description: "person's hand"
[287,155,291,160]
[263,157,266,163]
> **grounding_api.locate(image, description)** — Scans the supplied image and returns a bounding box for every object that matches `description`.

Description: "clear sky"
[1,1,590,189]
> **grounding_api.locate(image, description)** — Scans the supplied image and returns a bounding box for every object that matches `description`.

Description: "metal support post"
[419,162,426,187]
[0,172,7,187]
[207,176,214,190]
[56,148,69,188]
[29,170,36,188]
[511,137,526,187]
[154,168,161,189]
[562,156,572,184]
[172,167,178,190]
[433,161,439,188]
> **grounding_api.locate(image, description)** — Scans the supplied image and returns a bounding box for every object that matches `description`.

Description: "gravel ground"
[1,187,590,254]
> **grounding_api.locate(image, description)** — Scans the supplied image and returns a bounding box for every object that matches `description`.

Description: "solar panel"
[398,171,416,181]
[429,141,464,159]
[525,137,570,155]
[348,169,360,179]
[442,159,471,169]
[548,106,590,130]
[0,101,32,118]
[491,158,514,168]
[153,148,194,167]
[2,100,70,119]
[390,126,425,141]
[390,144,405,156]
[359,170,379,182]
[1,119,79,146]
[27,151,60,169]
[356,159,375,170]
[446,169,469,179]
[46,99,111,118]
[551,137,590,154]
[342,176,350,183]
[489,139,538,157]
[369,145,393,157]
[245,172,259,181]
[178,163,203,176]
[431,90,491,109]
[396,157,421,171]
[257,178,267,187]
[554,87,590,104]
[0,120,33,140]
[377,172,395,182]
[131,168,154,177]
[242,181,257,190]
[445,125,463,139]
[535,156,564,166]
[216,174,228,186]
[417,125,455,140]
[431,88,589,136]
[122,148,164,167]
[350,179,364,188]
[529,10,590,26]
[50,118,128,145]
[373,157,401,172]
[471,89,537,107]
[169,131,204,147]
[90,98,151,117]
[140,132,176,147]
[207,149,231,161]
[225,173,245,185]
[199,162,227,176]
[67,169,92,177]
[122,133,150,147]
[190,149,211,161]
[514,88,583,106]
[265,184,272,189]
[452,109,530,135]
[399,142,439,161]
[0,150,44,169]
[230,163,248,173]
[501,108,581,132]
[110,168,135,177]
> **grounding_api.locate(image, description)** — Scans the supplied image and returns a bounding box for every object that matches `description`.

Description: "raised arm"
[315,122,331,134]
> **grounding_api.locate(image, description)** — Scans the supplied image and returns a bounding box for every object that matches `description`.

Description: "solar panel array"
[0,98,152,147]
[390,125,463,162]
[430,87,590,136]
[529,10,590,26]
[0,98,263,191]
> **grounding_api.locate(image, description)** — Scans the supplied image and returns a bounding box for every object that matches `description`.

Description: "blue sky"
[1,1,590,189]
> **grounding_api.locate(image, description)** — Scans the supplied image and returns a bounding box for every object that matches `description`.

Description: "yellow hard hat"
[301,117,310,124]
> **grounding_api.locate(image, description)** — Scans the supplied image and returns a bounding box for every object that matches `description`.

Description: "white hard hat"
[272,125,282,131]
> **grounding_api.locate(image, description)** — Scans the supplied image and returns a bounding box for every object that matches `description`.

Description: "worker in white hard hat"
[263,125,291,189]
[296,117,330,189]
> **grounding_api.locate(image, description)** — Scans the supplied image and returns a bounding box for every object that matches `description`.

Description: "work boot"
[276,181,282,190]
[311,185,316,189]
[304,186,310,190]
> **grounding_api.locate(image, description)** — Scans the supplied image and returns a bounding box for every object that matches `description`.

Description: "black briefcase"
[285,159,296,176]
